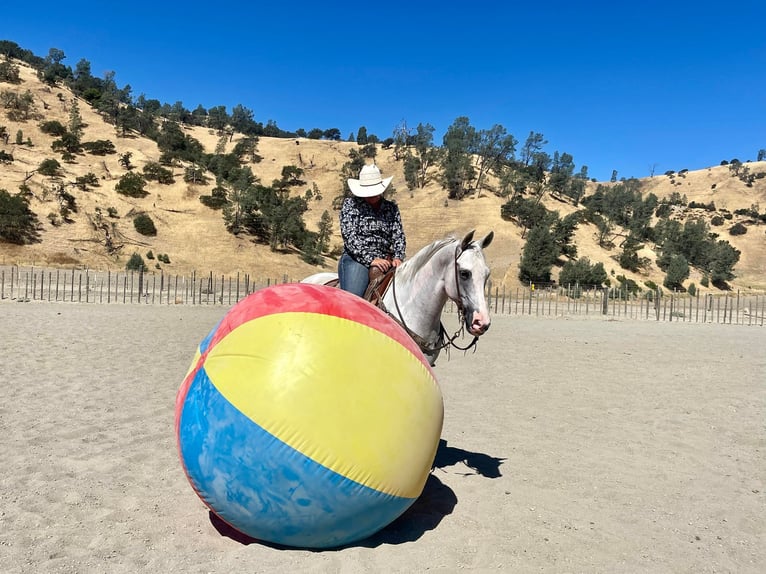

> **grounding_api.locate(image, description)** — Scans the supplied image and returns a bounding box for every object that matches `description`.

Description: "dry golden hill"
[2,61,765,292]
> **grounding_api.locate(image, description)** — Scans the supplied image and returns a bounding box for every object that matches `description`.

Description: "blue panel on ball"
[178,367,415,548]
[198,319,223,355]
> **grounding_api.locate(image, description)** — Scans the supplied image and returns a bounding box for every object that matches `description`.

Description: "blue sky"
[4,1,765,181]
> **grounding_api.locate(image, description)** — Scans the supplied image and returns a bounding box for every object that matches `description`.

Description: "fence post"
[501,285,506,314]
[527,285,533,315]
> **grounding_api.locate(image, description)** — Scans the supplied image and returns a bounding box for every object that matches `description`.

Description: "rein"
[380,243,479,358]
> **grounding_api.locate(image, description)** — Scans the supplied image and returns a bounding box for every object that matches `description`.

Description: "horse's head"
[450,230,494,336]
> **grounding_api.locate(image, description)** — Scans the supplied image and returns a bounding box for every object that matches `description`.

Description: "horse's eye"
[459,270,471,281]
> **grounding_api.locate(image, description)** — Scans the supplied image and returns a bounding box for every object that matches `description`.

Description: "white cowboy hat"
[347,164,393,197]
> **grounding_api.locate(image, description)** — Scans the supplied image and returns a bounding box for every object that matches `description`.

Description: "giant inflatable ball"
[175,283,443,548]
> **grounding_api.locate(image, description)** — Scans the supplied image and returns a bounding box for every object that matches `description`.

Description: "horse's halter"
[383,241,480,359]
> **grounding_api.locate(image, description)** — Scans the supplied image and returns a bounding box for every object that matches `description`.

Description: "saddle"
[325,266,395,307]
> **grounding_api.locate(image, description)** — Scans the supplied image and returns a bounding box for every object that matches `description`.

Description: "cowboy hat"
[347,164,393,197]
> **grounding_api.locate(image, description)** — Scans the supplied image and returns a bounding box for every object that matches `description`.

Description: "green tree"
[125,252,147,271]
[2,89,36,120]
[231,104,260,135]
[0,60,21,83]
[403,152,421,190]
[548,151,575,199]
[207,106,229,133]
[68,99,84,137]
[663,254,689,290]
[0,189,40,244]
[520,131,548,166]
[119,151,133,170]
[471,124,517,194]
[115,172,148,197]
[39,48,71,85]
[551,211,581,259]
[316,210,333,253]
[142,161,174,184]
[441,116,476,199]
[51,132,82,154]
[82,139,116,155]
[323,128,341,141]
[412,123,438,188]
[558,257,607,289]
[391,120,411,160]
[500,195,554,234]
[280,165,305,186]
[339,148,367,197]
[518,225,558,284]
[356,126,368,145]
[708,241,740,286]
[619,234,644,272]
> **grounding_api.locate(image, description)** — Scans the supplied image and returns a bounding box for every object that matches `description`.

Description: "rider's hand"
[392,258,403,268]
[371,258,392,272]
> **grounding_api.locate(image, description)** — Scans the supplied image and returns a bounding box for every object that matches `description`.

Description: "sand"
[1,301,764,573]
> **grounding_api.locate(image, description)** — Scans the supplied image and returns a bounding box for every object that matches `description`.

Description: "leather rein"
[379,242,479,358]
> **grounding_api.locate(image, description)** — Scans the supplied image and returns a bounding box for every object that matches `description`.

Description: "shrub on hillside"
[82,140,116,155]
[37,158,61,176]
[199,186,227,209]
[133,213,157,236]
[74,173,100,190]
[729,222,747,236]
[115,172,148,198]
[39,120,67,136]
[143,161,174,184]
[125,252,147,272]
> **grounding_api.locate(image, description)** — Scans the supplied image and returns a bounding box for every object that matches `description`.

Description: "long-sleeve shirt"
[339,196,406,267]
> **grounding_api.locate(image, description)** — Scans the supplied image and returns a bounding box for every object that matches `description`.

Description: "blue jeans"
[338,252,369,297]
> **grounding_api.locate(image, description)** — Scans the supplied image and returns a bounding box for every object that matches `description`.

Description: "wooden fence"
[1,265,764,326]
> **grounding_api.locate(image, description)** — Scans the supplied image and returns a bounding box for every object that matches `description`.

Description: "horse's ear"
[481,231,494,249]
[461,229,476,250]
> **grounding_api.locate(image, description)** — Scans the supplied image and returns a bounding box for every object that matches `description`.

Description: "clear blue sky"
[4,1,765,181]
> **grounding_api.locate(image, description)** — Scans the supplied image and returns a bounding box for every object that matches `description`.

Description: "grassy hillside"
[2,61,765,292]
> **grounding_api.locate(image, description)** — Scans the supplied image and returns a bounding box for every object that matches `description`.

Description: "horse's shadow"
[210,439,504,548]
[432,438,506,478]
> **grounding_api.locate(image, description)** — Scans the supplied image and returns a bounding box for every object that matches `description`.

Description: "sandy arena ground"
[0,301,764,573]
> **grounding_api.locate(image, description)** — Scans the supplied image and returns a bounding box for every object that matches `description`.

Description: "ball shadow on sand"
[210,438,504,548]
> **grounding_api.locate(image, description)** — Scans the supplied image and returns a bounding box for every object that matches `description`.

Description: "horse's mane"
[396,236,457,283]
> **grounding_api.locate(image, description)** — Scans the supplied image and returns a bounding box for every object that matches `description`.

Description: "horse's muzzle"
[468,312,491,336]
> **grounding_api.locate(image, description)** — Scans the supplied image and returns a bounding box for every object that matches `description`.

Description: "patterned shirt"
[340,196,406,267]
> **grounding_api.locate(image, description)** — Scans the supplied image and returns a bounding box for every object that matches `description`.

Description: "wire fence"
[470,283,765,326]
[1,265,764,326]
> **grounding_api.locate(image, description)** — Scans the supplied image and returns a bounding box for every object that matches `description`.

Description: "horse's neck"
[383,246,452,342]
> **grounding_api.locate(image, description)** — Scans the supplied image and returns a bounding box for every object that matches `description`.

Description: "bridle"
[380,242,480,359]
